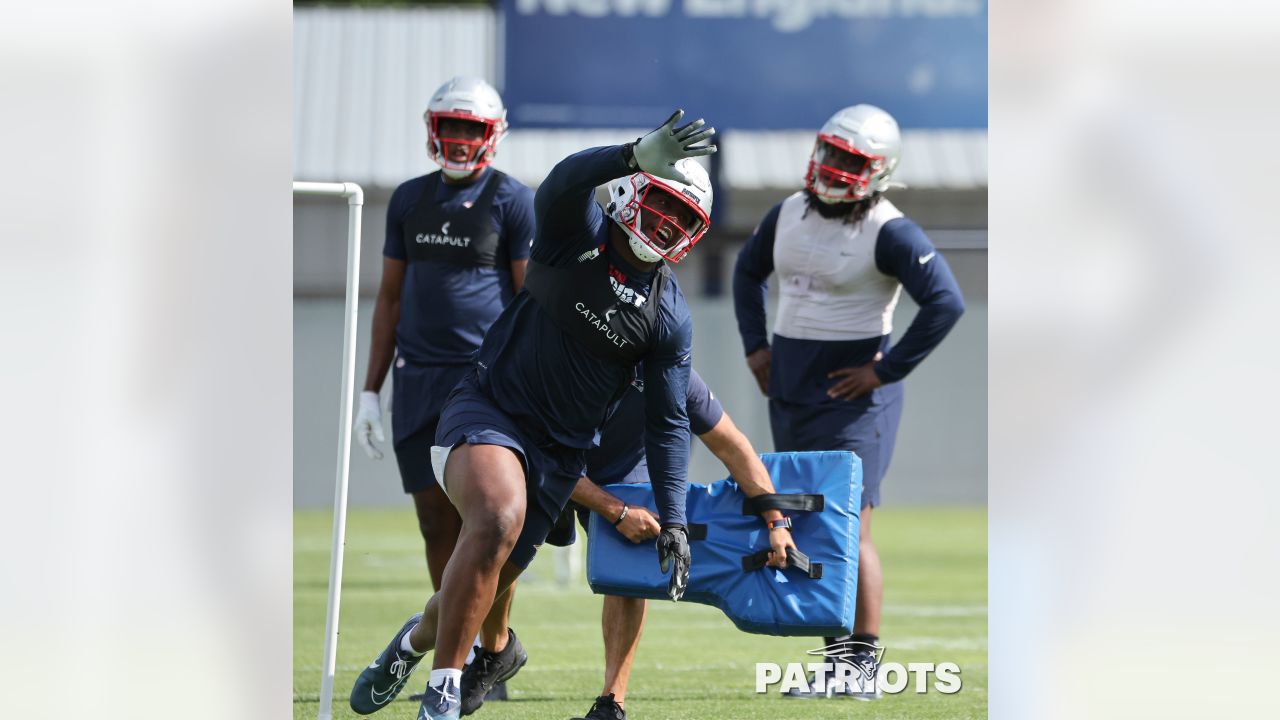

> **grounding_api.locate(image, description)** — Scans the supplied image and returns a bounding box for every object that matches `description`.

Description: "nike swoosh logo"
[368,660,380,669]
[371,679,404,703]
[918,251,936,265]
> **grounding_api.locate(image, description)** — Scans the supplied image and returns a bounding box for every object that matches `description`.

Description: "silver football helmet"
[805,104,901,203]
[606,158,713,264]
[424,76,508,179]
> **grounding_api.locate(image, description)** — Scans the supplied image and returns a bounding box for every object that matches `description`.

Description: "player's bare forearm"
[698,413,783,523]
[509,258,527,293]
[701,413,794,566]
[362,297,398,393]
[362,258,404,393]
[570,476,624,519]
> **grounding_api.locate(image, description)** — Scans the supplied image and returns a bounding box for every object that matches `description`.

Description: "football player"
[350,110,717,719]
[460,367,797,719]
[352,76,534,703]
[733,104,966,699]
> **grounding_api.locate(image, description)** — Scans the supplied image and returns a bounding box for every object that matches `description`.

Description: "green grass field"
[295,507,986,720]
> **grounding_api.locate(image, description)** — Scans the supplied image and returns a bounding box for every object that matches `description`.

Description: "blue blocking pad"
[586,451,862,636]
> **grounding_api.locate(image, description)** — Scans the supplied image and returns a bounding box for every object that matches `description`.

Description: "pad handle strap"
[740,547,823,579]
[741,493,825,515]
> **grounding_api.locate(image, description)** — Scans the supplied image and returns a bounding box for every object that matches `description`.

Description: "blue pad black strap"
[741,493,825,515]
[741,547,823,579]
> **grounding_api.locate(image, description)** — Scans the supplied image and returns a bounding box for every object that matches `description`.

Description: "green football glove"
[631,109,717,185]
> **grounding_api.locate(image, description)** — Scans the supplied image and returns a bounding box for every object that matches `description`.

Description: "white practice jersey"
[772,191,904,341]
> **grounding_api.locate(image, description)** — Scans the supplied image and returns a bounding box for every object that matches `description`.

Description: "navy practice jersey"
[384,168,534,365]
[587,368,724,486]
[733,197,965,405]
[473,146,695,526]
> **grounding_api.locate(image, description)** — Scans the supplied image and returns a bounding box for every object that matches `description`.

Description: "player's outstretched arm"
[643,311,694,600]
[570,477,660,543]
[533,145,634,249]
[642,335,692,530]
[697,412,797,566]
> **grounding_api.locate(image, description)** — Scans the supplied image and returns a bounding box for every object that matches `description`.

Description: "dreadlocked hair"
[801,189,883,226]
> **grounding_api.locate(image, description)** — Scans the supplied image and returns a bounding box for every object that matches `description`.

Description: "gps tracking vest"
[522,251,670,366]
[401,170,505,266]
[773,192,906,341]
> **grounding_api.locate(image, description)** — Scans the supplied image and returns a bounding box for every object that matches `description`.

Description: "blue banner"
[499,0,987,130]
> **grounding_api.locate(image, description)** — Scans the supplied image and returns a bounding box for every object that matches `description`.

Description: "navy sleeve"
[499,181,535,262]
[383,181,414,261]
[872,218,966,383]
[732,202,782,355]
[685,368,724,436]
[643,290,693,528]
[532,145,632,264]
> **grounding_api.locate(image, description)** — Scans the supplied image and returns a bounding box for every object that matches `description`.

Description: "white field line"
[298,636,985,674]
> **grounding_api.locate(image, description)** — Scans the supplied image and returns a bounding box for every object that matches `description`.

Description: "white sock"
[429,668,463,689]
[464,633,482,665]
[400,628,425,656]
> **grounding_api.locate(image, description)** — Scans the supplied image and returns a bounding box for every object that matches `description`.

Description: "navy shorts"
[391,360,470,494]
[769,383,904,509]
[434,370,586,569]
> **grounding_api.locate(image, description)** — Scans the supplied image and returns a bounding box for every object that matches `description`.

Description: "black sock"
[824,634,853,664]
[849,633,880,654]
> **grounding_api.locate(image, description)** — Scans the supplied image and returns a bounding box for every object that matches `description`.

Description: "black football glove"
[656,525,691,601]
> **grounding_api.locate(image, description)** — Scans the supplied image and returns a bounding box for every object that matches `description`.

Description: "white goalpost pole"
[293,181,364,720]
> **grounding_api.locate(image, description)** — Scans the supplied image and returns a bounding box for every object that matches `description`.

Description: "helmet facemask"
[613,174,709,264]
[427,111,503,178]
[805,133,887,204]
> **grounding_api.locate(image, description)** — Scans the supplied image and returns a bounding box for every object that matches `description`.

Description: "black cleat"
[571,693,626,720]
[458,628,528,716]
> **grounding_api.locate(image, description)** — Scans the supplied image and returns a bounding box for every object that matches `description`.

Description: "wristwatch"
[767,517,793,531]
